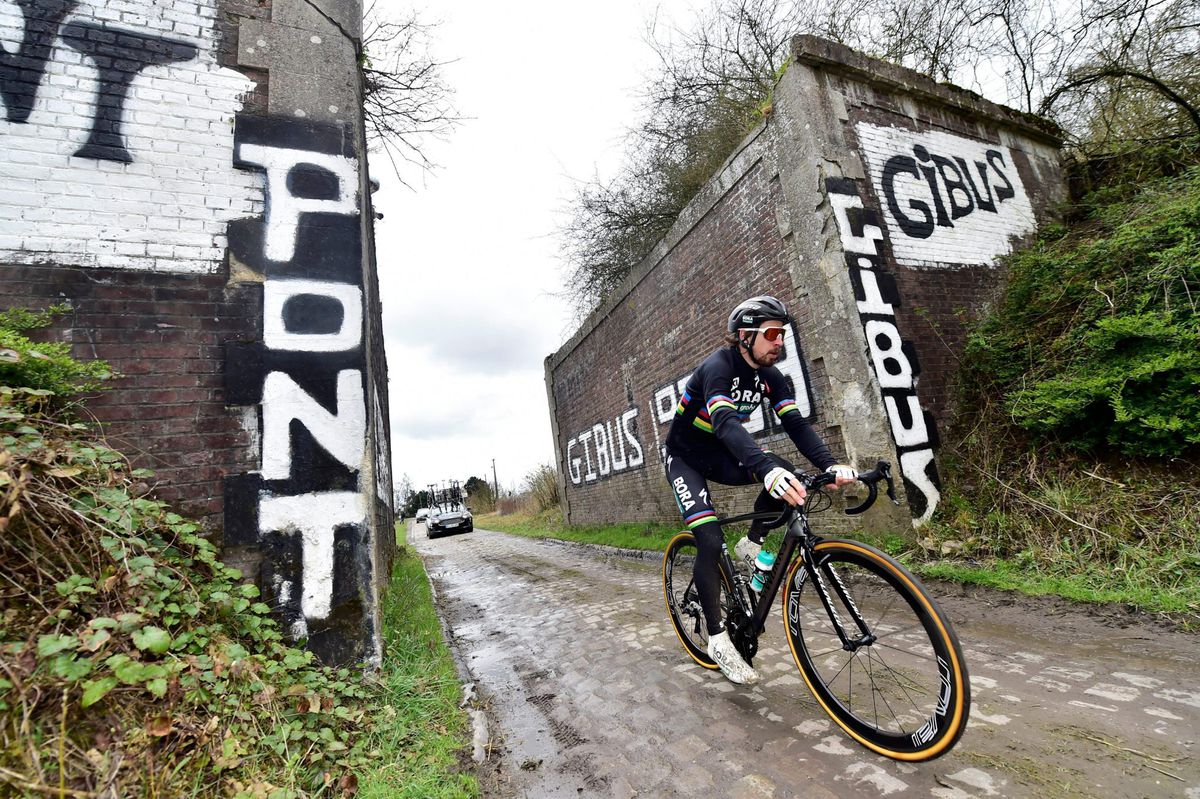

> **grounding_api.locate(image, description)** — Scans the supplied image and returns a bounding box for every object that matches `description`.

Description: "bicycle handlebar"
[834,460,900,516]
[720,458,902,532]
[754,460,900,528]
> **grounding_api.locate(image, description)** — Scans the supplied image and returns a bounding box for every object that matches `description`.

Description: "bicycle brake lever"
[843,460,900,515]
[879,461,900,505]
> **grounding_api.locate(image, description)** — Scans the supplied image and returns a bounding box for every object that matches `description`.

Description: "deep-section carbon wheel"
[663,531,736,669]
[783,539,970,761]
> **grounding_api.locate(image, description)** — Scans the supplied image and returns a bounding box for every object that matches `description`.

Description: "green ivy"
[0,305,112,396]
[0,389,376,796]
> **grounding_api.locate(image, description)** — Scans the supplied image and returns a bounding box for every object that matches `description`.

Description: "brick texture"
[0,0,262,273]
[549,157,847,527]
[0,264,259,529]
[1,0,392,665]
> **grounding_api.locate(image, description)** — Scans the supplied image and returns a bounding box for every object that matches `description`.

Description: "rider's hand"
[826,464,857,488]
[764,466,807,506]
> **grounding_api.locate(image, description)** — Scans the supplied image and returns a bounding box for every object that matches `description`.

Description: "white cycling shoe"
[734,536,761,575]
[707,630,760,685]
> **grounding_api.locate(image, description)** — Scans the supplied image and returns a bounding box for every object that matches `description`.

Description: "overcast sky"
[371,0,687,498]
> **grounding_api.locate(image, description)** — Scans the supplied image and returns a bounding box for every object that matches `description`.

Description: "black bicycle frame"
[722,507,875,652]
[715,461,897,652]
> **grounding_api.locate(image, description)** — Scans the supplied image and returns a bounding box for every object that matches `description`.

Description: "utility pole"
[491,458,498,504]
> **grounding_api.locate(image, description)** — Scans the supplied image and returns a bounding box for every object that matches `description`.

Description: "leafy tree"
[403,489,431,517]
[464,476,495,512]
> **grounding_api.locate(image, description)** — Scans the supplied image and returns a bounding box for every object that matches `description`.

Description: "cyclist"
[665,295,855,684]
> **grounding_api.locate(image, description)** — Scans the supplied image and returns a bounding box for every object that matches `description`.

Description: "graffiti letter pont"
[224,116,377,665]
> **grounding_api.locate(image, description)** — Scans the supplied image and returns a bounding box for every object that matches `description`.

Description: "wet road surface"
[409,523,1200,798]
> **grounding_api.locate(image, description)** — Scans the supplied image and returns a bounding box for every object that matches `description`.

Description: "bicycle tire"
[782,539,970,761]
[662,531,737,670]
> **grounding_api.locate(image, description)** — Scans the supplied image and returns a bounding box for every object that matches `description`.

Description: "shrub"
[524,463,560,512]
[963,165,1200,456]
[0,305,112,397]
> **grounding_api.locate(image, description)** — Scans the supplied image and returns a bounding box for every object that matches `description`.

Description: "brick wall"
[0,265,260,521]
[0,0,261,272]
[547,36,1064,530]
[0,0,392,666]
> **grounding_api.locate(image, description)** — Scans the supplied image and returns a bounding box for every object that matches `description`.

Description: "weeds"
[913,154,1200,627]
[0,306,479,796]
[0,388,381,796]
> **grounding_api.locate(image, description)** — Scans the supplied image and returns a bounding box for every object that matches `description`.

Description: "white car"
[426,505,473,538]
[415,508,430,522]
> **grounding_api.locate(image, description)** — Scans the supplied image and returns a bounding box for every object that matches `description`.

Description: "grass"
[479,506,781,555]
[909,552,1200,619]
[357,528,478,798]
[477,502,1200,629]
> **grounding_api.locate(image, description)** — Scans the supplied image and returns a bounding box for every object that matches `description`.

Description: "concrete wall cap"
[790,34,1063,146]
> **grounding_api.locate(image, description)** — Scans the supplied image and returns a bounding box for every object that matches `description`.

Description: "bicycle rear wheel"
[783,539,970,761]
[662,531,737,669]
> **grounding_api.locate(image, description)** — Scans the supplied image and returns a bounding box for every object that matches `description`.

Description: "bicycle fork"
[797,543,877,652]
[742,522,877,654]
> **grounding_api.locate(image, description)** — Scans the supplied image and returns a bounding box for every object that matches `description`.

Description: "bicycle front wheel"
[662,531,737,670]
[783,539,970,761]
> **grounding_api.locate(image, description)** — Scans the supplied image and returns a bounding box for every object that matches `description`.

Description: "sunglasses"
[745,327,787,342]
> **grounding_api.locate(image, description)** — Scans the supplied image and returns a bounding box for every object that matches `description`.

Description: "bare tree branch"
[557,0,1200,318]
[360,4,461,187]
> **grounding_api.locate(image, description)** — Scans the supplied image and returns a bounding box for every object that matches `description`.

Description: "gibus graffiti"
[827,176,941,525]
[565,409,645,485]
[223,116,378,664]
[856,124,1036,268]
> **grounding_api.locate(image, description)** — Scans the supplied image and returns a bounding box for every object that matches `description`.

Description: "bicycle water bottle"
[750,550,776,593]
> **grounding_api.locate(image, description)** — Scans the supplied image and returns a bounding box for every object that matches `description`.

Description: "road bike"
[662,461,970,761]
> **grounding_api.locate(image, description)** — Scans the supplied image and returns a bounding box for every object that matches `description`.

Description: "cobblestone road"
[410,524,1200,798]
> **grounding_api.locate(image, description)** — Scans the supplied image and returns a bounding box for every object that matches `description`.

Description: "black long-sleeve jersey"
[665,345,835,480]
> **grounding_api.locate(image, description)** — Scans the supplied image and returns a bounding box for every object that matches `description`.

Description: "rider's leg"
[691,519,726,636]
[693,519,759,684]
[665,450,724,635]
[665,450,760,684]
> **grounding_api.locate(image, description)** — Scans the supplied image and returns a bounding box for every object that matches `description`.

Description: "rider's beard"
[756,344,785,365]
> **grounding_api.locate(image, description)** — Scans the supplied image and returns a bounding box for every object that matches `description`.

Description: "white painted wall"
[0,0,260,273]
[856,123,1037,268]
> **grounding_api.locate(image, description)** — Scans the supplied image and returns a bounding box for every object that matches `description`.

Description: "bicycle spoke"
[861,647,913,733]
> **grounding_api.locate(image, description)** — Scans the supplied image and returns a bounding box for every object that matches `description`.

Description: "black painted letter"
[881,155,934,239]
[0,0,78,123]
[60,22,197,163]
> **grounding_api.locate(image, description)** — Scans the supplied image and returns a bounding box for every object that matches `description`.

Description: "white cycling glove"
[764,466,801,499]
[826,464,856,482]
